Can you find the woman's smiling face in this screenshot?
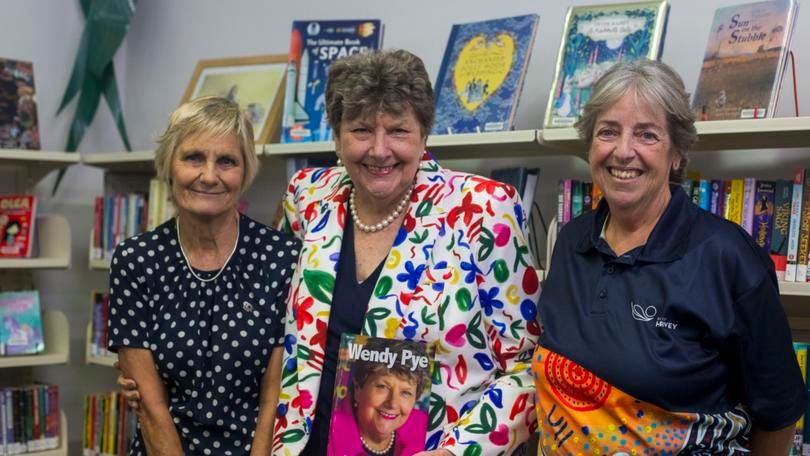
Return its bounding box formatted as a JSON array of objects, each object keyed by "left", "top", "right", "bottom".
[
  {"left": 354, "top": 371, "right": 418, "bottom": 442},
  {"left": 589, "top": 91, "right": 678, "bottom": 216}
]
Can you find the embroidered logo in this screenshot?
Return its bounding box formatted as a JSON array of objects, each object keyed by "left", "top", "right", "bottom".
[{"left": 631, "top": 301, "right": 657, "bottom": 322}]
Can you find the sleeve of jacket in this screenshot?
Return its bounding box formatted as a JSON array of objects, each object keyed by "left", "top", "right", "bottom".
[{"left": 440, "top": 180, "right": 541, "bottom": 455}]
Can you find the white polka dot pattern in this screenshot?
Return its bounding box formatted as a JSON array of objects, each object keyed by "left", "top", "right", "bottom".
[{"left": 107, "top": 214, "right": 300, "bottom": 455}]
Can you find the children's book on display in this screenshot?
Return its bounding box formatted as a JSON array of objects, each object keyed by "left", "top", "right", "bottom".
[
  {"left": 691, "top": 0, "right": 798, "bottom": 121},
  {"left": 432, "top": 14, "right": 540, "bottom": 135},
  {"left": 0, "top": 194, "right": 37, "bottom": 258},
  {"left": 0, "top": 57, "right": 41, "bottom": 150},
  {"left": 327, "top": 334, "right": 434, "bottom": 456},
  {"left": 281, "top": 20, "right": 383, "bottom": 143},
  {"left": 0, "top": 290, "right": 45, "bottom": 356},
  {"left": 544, "top": 1, "right": 669, "bottom": 128}
]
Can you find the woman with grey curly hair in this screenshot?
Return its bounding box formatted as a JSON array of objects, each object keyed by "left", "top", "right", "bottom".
[{"left": 532, "top": 59, "right": 804, "bottom": 455}]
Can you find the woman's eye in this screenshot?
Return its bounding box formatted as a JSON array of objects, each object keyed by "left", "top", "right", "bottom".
[
  {"left": 184, "top": 154, "right": 204, "bottom": 162},
  {"left": 596, "top": 129, "right": 617, "bottom": 139},
  {"left": 219, "top": 157, "right": 237, "bottom": 166},
  {"left": 638, "top": 131, "right": 660, "bottom": 143}
]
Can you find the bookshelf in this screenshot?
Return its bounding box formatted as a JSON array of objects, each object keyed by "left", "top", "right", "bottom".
[{"left": 0, "top": 310, "right": 69, "bottom": 368}]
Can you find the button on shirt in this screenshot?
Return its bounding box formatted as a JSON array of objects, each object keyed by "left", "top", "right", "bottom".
[
  {"left": 108, "top": 215, "right": 300, "bottom": 455},
  {"left": 538, "top": 185, "right": 805, "bottom": 430}
]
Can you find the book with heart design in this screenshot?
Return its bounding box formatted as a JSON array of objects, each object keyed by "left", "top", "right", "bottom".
[{"left": 432, "top": 14, "right": 539, "bottom": 135}]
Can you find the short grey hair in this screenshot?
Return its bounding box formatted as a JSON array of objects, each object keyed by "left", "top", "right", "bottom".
[
  {"left": 574, "top": 60, "right": 697, "bottom": 183},
  {"left": 326, "top": 49, "right": 435, "bottom": 137},
  {"left": 154, "top": 96, "right": 258, "bottom": 195}
]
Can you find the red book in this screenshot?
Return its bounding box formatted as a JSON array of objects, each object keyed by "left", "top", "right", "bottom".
[{"left": 0, "top": 195, "right": 36, "bottom": 257}]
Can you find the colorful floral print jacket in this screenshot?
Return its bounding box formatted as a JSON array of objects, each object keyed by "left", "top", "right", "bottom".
[{"left": 272, "top": 156, "right": 541, "bottom": 455}]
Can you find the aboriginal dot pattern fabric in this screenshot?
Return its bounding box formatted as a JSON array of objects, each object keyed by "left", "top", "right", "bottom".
[{"left": 107, "top": 214, "right": 300, "bottom": 455}]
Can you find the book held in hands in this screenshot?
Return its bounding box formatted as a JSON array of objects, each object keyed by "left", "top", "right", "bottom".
[
  {"left": 432, "top": 14, "right": 540, "bottom": 135},
  {"left": 328, "top": 334, "right": 434, "bottom": 456}
]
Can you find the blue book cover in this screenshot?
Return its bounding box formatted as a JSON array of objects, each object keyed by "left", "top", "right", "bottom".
[
  {"left": 545, "top": 1, "right": 669, "bottom": 128},
  {"left": 432, "top": 14, "right": 539, "bottom": 135},
  {"left": 281, "top": 20, "right": 383, "bottom": 143},
  {"left": 0, "top": 291, "right": 44, "bottom": 356}
]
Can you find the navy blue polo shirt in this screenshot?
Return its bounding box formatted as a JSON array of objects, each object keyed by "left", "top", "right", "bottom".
[{"left": 539, "top": 185, "right": 806, "bottom": 431}]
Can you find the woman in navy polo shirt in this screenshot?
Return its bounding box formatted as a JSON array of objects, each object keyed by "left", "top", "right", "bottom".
[{"left": 533, "top": 60, "right": 805, "bottom": 455}]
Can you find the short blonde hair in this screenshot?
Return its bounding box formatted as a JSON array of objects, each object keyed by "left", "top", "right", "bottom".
[
  {"left": 154, "top": 96, "right": 258, "bottom": 195},
  {"left": 574, "top": 60, "right": 697, "bottom": 184}
]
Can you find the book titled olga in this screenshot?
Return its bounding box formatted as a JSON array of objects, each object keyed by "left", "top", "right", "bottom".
[
  {"left": 328, "top": 334, "right": 433, "bottom": 456},
  {"left": 282, "top": 20, "right": 383, "bottom": 144},
  {"left": 692, "top": 0, "right": 798, "bottom": 121},
  {"left": 432, "top": 14, "right": 539, "bottom": 135},
  {"left": 544, "top": 1, "right": 669, "bottom": 128}
]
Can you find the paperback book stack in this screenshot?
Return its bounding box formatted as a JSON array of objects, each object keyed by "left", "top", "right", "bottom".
[
  {"left": 0, "top": 384, "right": 61, "bottom": 454},
  {"left": 91, "top": 187, "right": 167, "bottom": 261},
  {"left": 87, "top": 291, "right": 112, "bottom": 360},
  {"left": 82, "top": 393, "right": 136, "bottom": 456}
]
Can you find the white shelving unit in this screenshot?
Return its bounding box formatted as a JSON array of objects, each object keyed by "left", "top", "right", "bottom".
[{"left": 0, "top": 215, "right": 71, "bottom": 269}]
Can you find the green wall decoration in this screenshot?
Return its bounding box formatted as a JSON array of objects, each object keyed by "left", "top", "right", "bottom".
[{"left": 53, "top": 0, "right": 136, "bottom": 194}]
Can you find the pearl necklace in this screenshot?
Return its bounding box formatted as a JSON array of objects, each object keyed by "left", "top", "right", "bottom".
[
  {"left": 360, "top": 431, "right": 395, "bottom": 455},
  {"left": 349, "top": 184, "right": 414, "bottom": 233},
  {"left": 176, "top": 213, "right": 239, "bottom": 283}
]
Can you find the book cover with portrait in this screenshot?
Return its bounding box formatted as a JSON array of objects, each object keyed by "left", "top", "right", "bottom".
[
  {"left": 328, "top": 334, "right": 434, "bottom": 456},
  {"left": 692, "top": 0, "right": 798, "bottom": 121},
  {"left": 432, "top": 14, "right": 539, "bottom": 135},
  {"left": 544, "top": 1, "right": 669, "bottom": 128},
  {"left": 281, "top": 20, "right": 383, "bottom": 144},
  {"left": 0, "top": 57, "right": 41, "bottom": 150},
  {"left": 0, "top": 194, "right": 37, "bottom": 258}
]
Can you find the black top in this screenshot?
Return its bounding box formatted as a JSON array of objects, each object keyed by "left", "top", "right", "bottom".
[
  {"left": 107, "top": 214, "right": 300, "bottom": 455},
  {"left": 303, "top": 214, "right": 384, "bottom": 455},
  {"left": 539, "top": 185, "right": 806, "bottom": 431}
]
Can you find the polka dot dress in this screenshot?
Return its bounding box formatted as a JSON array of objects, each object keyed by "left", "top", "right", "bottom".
[{"left": 107, "top": 214, "right": 300, "bottom": 455}]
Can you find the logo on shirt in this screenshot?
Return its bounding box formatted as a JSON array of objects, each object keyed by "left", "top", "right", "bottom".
[
  {"left": 631, "top": 301, "right": 657, "bottom": 322},
  {"left": 631, "top": 301, "right": 679, "bottom": 330}
]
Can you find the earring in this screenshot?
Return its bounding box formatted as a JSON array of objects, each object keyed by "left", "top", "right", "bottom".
[{"left": 336, "top": 156, "right": 343, "bottom": 167}]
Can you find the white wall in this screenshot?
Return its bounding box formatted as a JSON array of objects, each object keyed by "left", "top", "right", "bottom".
[{"left": 2, "top": 0, "right": 810, "bottom": 452}]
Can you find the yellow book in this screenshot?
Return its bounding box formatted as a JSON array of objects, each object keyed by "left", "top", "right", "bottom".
[
  {"left": 725, "top": 179, "right": 744, "bottom": 225},
  {"left": 792, "top": 343, "right": 807, "bottom": 455}
]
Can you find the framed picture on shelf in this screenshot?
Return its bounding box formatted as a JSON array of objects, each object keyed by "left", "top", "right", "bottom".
[{"left": 181, "top": 55, "right": 287, "bottom": 144}]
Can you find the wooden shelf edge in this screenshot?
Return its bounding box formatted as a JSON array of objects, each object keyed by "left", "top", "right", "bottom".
[
  {"left": 0, "top": 310, "right": 69, "bottom": 368},
  {"left": 0, "top": 149, "right": 80, "bottom": 164},
  {"left": 779, "top": 281, "right": 810, "bottom": 297}
]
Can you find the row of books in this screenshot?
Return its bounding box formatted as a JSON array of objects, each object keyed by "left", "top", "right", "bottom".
[
  {"left": 82, "top": 393, "right": 136, "bottom": 456},
  {"left": 0, "top": 195, "right": 36, "bottom": 259},
  {"left": 0, "top": 291, "right": 44, "bottom": 356},
  {"left": 88, "top": 291, "right": 112, "bottom": 359},
  {"left": 0, "top": 385, "right": 60, "bottom": 455},
  {"left": 90, "top": 179, "right": 173, "bottom": 261},
  {"left": 556, "top": 179, "right": 602, "bottom": 230},
  {"left": 682, "top": 169, "right": 810, "bottom": 282}
]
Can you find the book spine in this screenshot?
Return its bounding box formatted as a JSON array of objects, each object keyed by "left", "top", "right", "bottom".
[
  {"left": 556, "top": 180, "right": 564, "bottom": 231},
  {"left": 563, "top": 179, "right": 572, "bottom": 226},
  {"left": 799, "top": 170, "right": 810, "bottom": 282},
  {"left": 753, "top": 181, "right": 775, "bottom": 253},
  {"left": 591, "top": 183, "right": 602, "bottom": 209},
  {"left": 571, "top": 180, "right": 583, "bottom": 219},
  {"left": 726, "top": 179, "right": 744, "bottom": 225},
  {"left": 1, "top": 388, "right": 6, "bottom": 456},
  {"left": 786, "top": 169, "right": 805, "bottom": 282},
  {"left": 698, "top": 179, "right": 711, "bottom": 211},
  {"left": 31, "top": 387, "right": 39, "bottom": 449},
  {"left": 92, "top": 196, "right": 103, "bottom": 260},
  {"left": 794, "top": 343, "right": 808, "bottom": 455},
  {"left": 710, "top": 180, "right": 722, "bottom": 215},
  {"left": 582, "top": 182, "right": 593, "bottom": 213},
  {"left": 741, "top": 177, "right": 756, "bottom": 235}
]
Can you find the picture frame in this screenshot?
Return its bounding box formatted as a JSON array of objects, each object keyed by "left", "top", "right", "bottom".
[{"left": 181, "top": 55, "right": 288, "bottom": 144}]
